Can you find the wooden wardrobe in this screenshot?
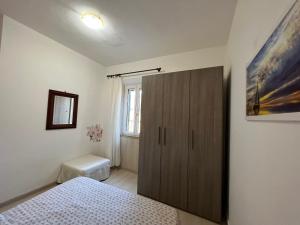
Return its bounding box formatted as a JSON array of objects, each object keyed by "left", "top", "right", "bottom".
[{"left": 138, "top": 66, "right": 225, "bottom": 223}]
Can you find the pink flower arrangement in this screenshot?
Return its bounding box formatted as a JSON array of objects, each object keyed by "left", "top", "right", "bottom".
[{"left": 87, "top": 124, "right": 103, "bottom": 142}]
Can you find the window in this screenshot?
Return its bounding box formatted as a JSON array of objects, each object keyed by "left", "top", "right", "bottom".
[{"left": 123, "top": 83, "right": 142, "bottom": 136}]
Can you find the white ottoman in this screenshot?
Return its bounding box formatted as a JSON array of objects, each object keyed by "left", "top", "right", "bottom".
[{"left": 57, "top": 154, "right": 111, "bottom": 183}]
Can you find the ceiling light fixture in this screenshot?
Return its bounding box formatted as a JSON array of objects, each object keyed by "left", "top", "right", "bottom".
[{"left": 81, "top": 13, "right": 104, "bottom": 30}]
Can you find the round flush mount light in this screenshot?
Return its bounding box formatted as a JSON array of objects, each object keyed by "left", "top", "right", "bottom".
[{"left": 81, "top": 13, "right": 104, "bottom": 30}]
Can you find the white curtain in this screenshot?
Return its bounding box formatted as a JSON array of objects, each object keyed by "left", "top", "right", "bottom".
[{"left": 110, "top": 78, "right": 122, "bottom": 167}]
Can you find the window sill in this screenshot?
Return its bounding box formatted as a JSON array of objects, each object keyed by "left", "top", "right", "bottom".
[{"left": 121, "top": 134, "right": 140, "bottom": 139}]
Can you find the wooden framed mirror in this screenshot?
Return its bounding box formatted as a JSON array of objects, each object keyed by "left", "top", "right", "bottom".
[{"left": 46, "top": 90, "right": 79, "bottom": 130}]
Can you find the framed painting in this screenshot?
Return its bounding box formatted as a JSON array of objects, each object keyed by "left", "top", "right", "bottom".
[{"left": 247, "top": 0, "right": 300, "bottom": 121}]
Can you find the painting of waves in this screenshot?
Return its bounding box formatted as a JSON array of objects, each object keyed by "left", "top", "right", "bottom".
[{"left": 247, "top": 0, "right": 300, "bottom": 119}]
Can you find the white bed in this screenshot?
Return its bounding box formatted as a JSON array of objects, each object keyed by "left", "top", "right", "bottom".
[{"left": 0, "top": 177, "right": 179, "bottom": 225}]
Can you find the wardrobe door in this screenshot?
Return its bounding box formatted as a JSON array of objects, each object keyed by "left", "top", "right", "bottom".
[
  {"left": 138, "top": 75, "right": 164, "bottom": 200},
  {"left": 160, "top": 71, "right": 190, "bottom": 210},
  {"left": 188, "top": 67, "right": 224, "bottom": 222}
]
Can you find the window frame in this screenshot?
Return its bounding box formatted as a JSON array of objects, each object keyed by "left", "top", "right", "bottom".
[{"left": 122, "top": 83, "right": 142, "bottom": 137}]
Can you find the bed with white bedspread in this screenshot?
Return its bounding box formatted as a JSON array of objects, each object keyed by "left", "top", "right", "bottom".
[{"left": 0, "top": 177, "right": 179, "bottom": 225}]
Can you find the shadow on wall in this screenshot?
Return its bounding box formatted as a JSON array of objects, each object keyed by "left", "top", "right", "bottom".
[
  {"left": 222, "top": 70, "right": 231, "bottom": 224},
  {"left": 0, "top": 14, "right": 3, "bottom": 50}
]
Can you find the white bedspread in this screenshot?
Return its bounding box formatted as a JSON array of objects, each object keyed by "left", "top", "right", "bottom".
[
  {"left": 57, "top": 154, "right": 111, "bottom": 183},
  {"left": 0, "top": 177, "right": 178, "bottom": 225}
]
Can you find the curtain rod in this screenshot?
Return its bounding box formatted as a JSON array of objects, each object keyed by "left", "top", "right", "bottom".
[{"left": 107, "top": 67, "right": 162, "bottom": 78}]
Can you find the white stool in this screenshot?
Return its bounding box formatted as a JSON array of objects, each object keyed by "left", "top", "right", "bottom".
[{"left": 57, "top": 154, "right": 111, "bottom": 183}]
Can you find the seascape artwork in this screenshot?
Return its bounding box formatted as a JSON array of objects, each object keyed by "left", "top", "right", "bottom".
[{"left": 246, "top": 0, "right": 300, "bottom": 120}]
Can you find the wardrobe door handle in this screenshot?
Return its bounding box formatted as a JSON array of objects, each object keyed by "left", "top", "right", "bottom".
[
  {"left": 164, "top": 127, "right": 167, "bottom": 146},
  {"left": 191, "top": 130, "right": 194, "bottom": 150},
  {"left": 158, "top": 126, "right": 161, "bottom": 145}
]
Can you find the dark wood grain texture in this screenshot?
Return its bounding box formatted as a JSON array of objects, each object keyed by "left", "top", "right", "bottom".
[
  {"left": 188, "top": 67, "right": 224, "bottom": 223},
  {"left": 138, "top": 75, "right": 164, "bottom": 200},
  {"left": 160, "top": 71, "right": 190, "bottom": 210},
  {"left": 138, "top": 67, "right": 225, "bottom": 223}
]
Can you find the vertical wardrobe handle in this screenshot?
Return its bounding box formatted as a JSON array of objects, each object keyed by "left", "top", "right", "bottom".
[
  {"left": 158, "top": 126, "right": 161, "bottom": 145},
  {"left": 191, "top": 130, "right": 194, "bottom": 150},
  {"left": 164, "top": 127, "right": 166, "bottom": 146}
]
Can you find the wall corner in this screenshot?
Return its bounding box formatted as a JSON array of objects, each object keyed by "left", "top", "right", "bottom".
[{"left": 0, "top": 14, "right": 3, "bottom": 51}]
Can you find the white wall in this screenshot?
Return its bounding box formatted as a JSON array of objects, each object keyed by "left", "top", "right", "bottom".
[
  {"left": 227, "top": 0, "right": 300, "bottom": 225},
  {"left": 106, "top": 46, "right": 226, "bottom": 173},
  {"left": 107, "top": 46, "right": 226, "bottom": 75},
  {"left": 120, "top": 137, "right": 139, "bottom": 172},
  {"left": 0, "top": 13, "right": 3, "bottom": 49},
  {"left": 0, "top": 16, "right": 107, "bottom": 203}
]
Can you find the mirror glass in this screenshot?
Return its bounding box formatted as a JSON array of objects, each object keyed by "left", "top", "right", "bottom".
[{"left": 53, "top": 96, "right": 74, "bottom": 125}]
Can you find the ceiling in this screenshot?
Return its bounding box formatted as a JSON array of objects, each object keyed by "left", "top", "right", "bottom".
[{"left": 0, "top": 0, "right": 237, "bottom": 66}]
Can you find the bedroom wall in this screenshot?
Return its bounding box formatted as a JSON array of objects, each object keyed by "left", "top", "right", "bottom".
[
  {"left": 0, "top": 13, "right": 3, "bottom": 49},
  {"left": 106, "top": 46, "right": 226, "bottom": 173},
  {"left": 226, "top": 0, "right": 300, "bottom": 225},
  {"left": 120, "top": 137, "right": 139, "bottom": 172},
  {"left": 0, "top": 16, "right": 107, "bottom": 203}
]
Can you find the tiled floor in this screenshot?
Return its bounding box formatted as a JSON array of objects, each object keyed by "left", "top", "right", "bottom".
[{"left": 0, "top": 169, "right": 218, "bottom": 225}]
